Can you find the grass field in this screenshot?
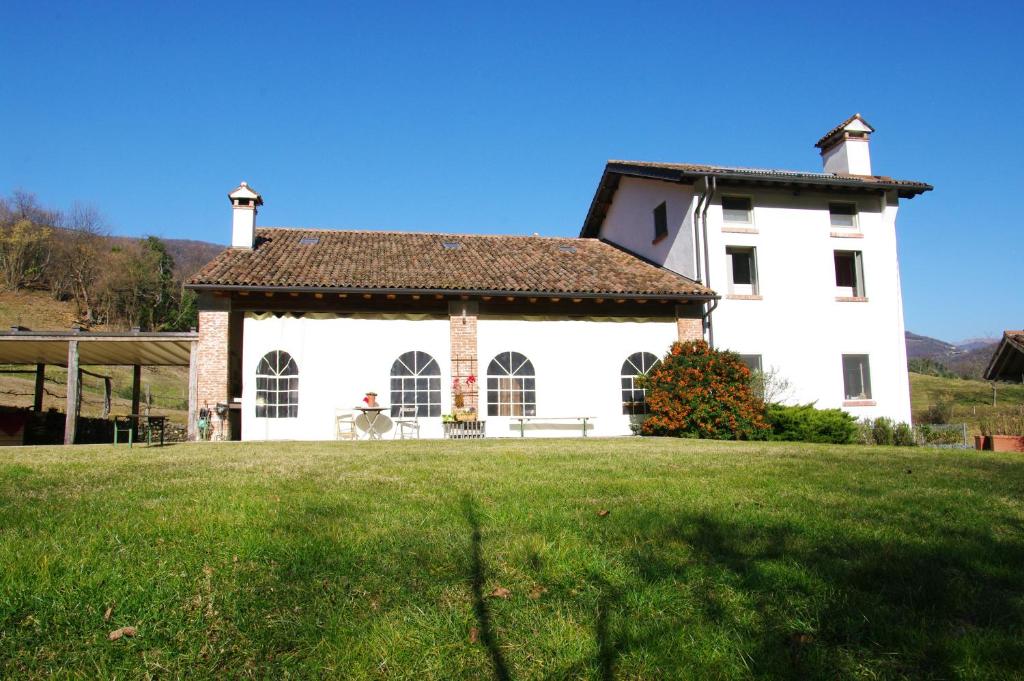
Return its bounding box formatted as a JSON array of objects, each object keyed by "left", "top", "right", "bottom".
[
  {"left": 2, "top": 439, "right": 1023, "bottom": 679},
  {"left": 910, "top": 373, "right": 1024, "bottom": 434}
]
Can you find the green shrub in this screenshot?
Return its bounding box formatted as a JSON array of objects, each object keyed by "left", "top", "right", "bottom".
[
  {"left": 871, "top": 417, "right": 895, "bottom": 446},
  {"left": 893, "top": 422, "right": 916, "bottom": 446},
  {"left": 641, "top": 341, "right": 769, "bottom": 440},
  {"left": 918, "top": 394, "right": 954, "bottom": 424},
  {"left": 859, "top": 418, "right": 917, "bottom": 446},
  {"left": 764, "top": 403, "right": 857, "bottom": 444}
]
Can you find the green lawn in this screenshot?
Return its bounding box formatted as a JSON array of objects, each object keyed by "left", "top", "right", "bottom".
[{"left": 2, "top": 439, "right": 1023, "bottom": 679}]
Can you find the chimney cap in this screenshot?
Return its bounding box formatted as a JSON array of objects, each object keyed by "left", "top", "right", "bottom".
[
  {"left": 815, "top": 113, "right": 875, "bottom": 149},
  {"left": 228, "top": 181, "right": 264, "bottom": 206}
]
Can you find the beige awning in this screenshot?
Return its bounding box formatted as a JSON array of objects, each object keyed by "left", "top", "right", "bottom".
[{"left": 0, "top": 331, "right": 197, "bottom": 366}]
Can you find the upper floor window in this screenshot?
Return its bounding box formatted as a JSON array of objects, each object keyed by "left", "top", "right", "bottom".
[
  {"left": 842, "top": 354, "right": 872, "bottom": 400},
  {"left": 621, "top": 352, "right": 660, "bottom": 415},
  {"left": 739, "top": 354, "right": 763, "bottom": 373},
  {"left": 834, "top": 250, "right": 865, "bottom": 297},
  {"left": 487, "top": 351, "right": 536, "bottom": 416},
  {"left": 722, "top": 196, "right": 752, "bottom": 224},
  {"left": 726, "top": 246, "right": 759, "bottom": 295},
  {"left": 829, "top": 202, "right": 858, "bottom": 228},
  {"left": 255, "top": 350, "right": 298, "bottom": 418},
  {"left": 390, "top": 351, "right": 442, "bottom": 417},
  {"left": 652, "top": 201, "right": 668, "bottom": 242}
]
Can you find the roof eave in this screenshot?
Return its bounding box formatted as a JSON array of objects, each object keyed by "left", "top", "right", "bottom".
[
  {"left": 608, "top": 163, "right": 932, "bottom": 196},
  {"left": 185, "top": 282, "right": 718, "bottom": 302}
]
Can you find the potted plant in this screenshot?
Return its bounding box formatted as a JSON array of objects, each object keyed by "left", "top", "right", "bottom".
[
  {"left": 362, "top": 392, "right": 379, "bottom": 408},
  {"left": 982, "top": 414, "right": 1024, "bottom": 452}
]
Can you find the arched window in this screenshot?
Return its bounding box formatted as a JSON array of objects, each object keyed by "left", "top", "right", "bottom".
[
  {"left": 487, "top": 351, "right": 536, "bottom": 416},
  {"left": 621, "top": 352, "right": 660, "bottom": 415},
  {"left": 390, "top": 351, "right": 442, "bottom": 417},
  {"left": 255, "top": 350, "right": 298, "bottom": 418}
]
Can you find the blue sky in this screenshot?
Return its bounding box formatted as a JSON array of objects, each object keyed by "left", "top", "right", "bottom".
[{"left": 1, "top": 1, "right": 1021, "bottom": 342}]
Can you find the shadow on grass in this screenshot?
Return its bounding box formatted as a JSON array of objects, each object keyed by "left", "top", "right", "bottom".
[
  {"left": 461, "top": 495, "right": 511, "bottom": 681},
  {"left": 628, "top": 510, "right": 1024, "bottom": 678}
]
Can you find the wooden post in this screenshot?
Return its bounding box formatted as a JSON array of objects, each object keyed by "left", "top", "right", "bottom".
[
  {"left": 131, "top": 364, "right": 142, "bottom": 440},
  {"left": 33, "top": 363, "right": 45, "bottom": 411},
  {"left": 187, "top": 340, "right": 199, "bottom": 441},
  {"left": 102, "top": 377, "right": 112, "bottom": 418},
  {"left": 131, "top": 365, "right": 141, "bottom": 416},
  {"left": 64, "top": 341, "right": 79, "bottom": 445}
]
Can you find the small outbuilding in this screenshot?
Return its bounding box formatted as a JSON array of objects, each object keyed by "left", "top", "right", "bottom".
[{"left": 984, "top": 331, "right": 1024, "bottom": 383}]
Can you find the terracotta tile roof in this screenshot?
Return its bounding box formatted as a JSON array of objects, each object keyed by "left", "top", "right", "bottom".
[
  {"left": 984, "top": 331, "right": 1024, "bottom": 381},
  {"left": 187, "top": 228, "right": 714, "bottom": 299}
]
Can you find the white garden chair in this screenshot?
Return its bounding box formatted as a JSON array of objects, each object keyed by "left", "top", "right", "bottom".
[
  {"left": 335, "top": 409, "right": 359, "bottom": 440},
  {"left": 393, "top": 406, "right": 420, "bottom": 439}
]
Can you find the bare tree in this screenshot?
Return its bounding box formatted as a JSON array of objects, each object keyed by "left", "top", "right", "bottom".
[
  {"left": 50, "top": 203, "right": 109, "bottom": 322},
  {"left": 751, "top": 366, "right": 794, "bottom": 405}
]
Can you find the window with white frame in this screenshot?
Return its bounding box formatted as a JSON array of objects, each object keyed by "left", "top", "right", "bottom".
[
  {"left": 621, "top": 352, "right": 660, "bottom": 415},
  {"left": 486, "top": 351, "right": 536, "bottom": 416},
  {"left": 390, "top": 351, "right": 442, "bottom": 417},
  {"left": 834, "top": 250, "right": 865, "bottom": 297},
  {"left": 726, "top": 246, "right": 758, "bottom": 295},
  {"left": 739, "top": 354, "right": 763, "bottom": 373},
  {"left": 653, "top": 201, "right": 668, "bottom": 241},
  {"left": 722, "top": 196, "right": 753, "bottom": 224},
  {"left": 829, "top": 202, "right": 858, "bottom": 228},
  {"left": 255, "top": 350, "right": 299, "bottom": 418},
  {"left": 842, "top": 354, "right": 872, "bottom": 400}
]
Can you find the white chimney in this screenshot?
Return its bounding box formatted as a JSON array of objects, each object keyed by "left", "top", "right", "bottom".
[
  {"left": 815, "top": 114, "right": 875, "bottom": 176},
  {"left": 228, "top": 181, "right": 263, "bottom": 249}
]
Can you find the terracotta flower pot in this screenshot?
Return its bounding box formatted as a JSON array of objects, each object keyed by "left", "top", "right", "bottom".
[
  {"left": 990, "top": 435, "right": 1024, "bottom": 452},
  {"left": 975, "top": 435, "right": 989, "bottom": 451}
]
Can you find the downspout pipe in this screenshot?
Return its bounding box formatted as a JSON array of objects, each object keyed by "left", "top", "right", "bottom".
[
  {"left": 700, "top": 176, "right": 717, "bottom": 347},
  {"left": 692, "top": 177, "right": 708, "bottom": 284}
]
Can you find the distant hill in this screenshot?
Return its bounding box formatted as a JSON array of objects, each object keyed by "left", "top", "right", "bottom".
[{"left": 905, "top": 331, "right": 999, "bottom": 379}]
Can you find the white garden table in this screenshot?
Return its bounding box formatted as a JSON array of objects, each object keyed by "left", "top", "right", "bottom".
[{"left": 356, "top": 406, "right": 388, "bottom": 440}]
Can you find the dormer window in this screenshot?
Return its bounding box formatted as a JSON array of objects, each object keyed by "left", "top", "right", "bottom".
[
  {"left": 722, "top": 196, "right": 752, "bottom": 224},
  {"left": 829, "top": 202, "right": 858, "bottom": 228},
  {"left": 652, "top": 202, "right": 668, "bottom": 242}
]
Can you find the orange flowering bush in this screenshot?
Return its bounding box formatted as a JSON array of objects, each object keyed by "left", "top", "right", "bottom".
[{"left": 640, "top": 340, "right": 769, "bottom": 440}]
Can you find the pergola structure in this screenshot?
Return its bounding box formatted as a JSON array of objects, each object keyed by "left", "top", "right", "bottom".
[{"left": 0, "top": 329, "right": 199, "bottom": 444}]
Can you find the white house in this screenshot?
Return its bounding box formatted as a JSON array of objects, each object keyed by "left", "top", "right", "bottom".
[{"left": 187, "top": 114, "right": 931, "bottom": 440}]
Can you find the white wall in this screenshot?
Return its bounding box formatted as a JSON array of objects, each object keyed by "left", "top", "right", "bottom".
[
  {"left": 599, "top": 177, "right": 697, "bottom": 278},
  {"left": 477, "top": 315, "right": 678, "bottom": 437},
  {"left": 241, "top": 312, "right": 679, "bottom": 440},
  {"left": 242, "top": 313, "right": 452, "bottom": 440},
  {"left": 599, "top": 179, "right": 913, "bottom": 424}
]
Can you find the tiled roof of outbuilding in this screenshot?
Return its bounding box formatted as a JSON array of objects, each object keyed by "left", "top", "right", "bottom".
[
  {"left": 984, "top": 331, "right": 1024, "bottom": 382},
  {"left": 187, "top": 228, "right": 715, "bottom": 299}
]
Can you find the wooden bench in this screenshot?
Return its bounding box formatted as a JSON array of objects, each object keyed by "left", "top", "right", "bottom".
[{"left": 513, "top": 416, "right": 596, "bottom": 438}]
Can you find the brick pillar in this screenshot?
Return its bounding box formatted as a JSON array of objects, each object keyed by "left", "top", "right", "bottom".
[
  {"left": 196, "top": 295, "right": 231, "bottom": 438},
  {"left": 449, "top": 301, "right": 479, "bottom": 415},
  {"left": 675, "top": 304, "right": 704, "bottom": 342}
]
